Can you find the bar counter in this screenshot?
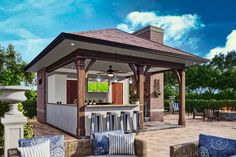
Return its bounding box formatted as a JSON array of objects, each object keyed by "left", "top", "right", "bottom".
[
  {"left": 46, "top": 103, "right": 139, "bottom": 136},
  {"left": 86, "top": 104, "right": 138, "bottom": 108}
]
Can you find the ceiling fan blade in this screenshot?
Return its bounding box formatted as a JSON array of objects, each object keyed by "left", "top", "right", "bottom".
[
  {"left": 97, "top": 72, "right": 107, "bottom": 75},
  {"left": 113, "top": 70, "right": 125, "bottom": 73}
]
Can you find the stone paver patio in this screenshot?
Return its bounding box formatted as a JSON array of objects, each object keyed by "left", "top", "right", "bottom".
[
  {"left": 29, "top": 119, "right": 79, "bottom": 142},
  {"left": 30, "top": 115, "right": 236, "bottom": 157},
  {"left": 137, "top": 114, "right": 236, "bottom": 157}
]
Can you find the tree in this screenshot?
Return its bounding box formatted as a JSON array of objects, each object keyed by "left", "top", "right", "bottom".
[
  {"left": 0, "top": 44, "right": 35, "bottom": 155},
  {"left": 164, "top": 71, "right": 178, "bottom": 99},
  {"left": 0, "top": 44, "right": 35, "bottom": 86},
  {"left": 164, "top": 51, "right": 236, "bottom": 100},
  {"left": 210, "top": 51, "right": 236, "bottom": 91}
]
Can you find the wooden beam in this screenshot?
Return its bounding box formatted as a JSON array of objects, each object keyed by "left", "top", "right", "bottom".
[
  {"left": 151, "top": 69, "right": 173, "bottom": 75},
  {"left": 85, "top": 59, "right": 96, "bottom": 73},
  {"left": 46, "top": 48, "right": 185, "bottom": 73},
  {"left": 46, "top": 51, "right": 80, "bottom": 73},
  {"left": 75, "top": 58, "right": 86, "bottom": 137},
  {"left": 76, "top": 48, "right": 185, "bottom": 69}
]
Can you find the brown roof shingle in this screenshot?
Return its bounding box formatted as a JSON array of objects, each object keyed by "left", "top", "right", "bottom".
[{"left": 70, "top": 28, "right": 201, "bottom": 59}]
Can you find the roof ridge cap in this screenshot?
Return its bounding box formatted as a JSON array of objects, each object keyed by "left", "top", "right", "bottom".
[{"left": 70, "top": 28, "right": 116, "bottom": 34}]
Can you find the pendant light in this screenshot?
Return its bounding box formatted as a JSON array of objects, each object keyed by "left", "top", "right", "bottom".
[
  {"left": 96, "top": 74, "right": 102, "bottom": 82},
  {"left": 112, "top": 75, "right": 118, "bottom": 82},
  {"left": 129, "top": 77, "right": 133, "bottom": 84}
]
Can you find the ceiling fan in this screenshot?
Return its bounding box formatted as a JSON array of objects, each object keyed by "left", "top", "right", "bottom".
[{"left": 98, "top": 65, "right": 124, "bottom": 77}]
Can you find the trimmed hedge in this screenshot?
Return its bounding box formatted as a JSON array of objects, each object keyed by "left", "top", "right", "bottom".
[
  {"left": 165, "top": 99, "right": 236, "bottom": 113},
  {"left": 186, "top": 99, "right": 236, "bottom": 112}
]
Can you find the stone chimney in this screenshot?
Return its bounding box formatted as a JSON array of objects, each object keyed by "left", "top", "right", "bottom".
[
  {"left": 133, "top": 25, "right": 164, "bottom": 44},
  {"left": 133, "top": 25, "right": 165, "bottom": 122}
]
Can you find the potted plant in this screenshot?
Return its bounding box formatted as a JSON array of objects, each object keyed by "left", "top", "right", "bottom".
[
  {"left": 152, "top": 79, "right": 161, "bottom": 98},
  {"left": 88, "top": 99, "right": 92, "bottom": 105},
  {"left": 153, "top": 89, "right": 161, "bottom": 98},
  {"left": 135, "top": 98, "right": 140, "bottom": 105},
  {"left": 73, "top": 99, "right": 77, "bottom": 105},
  {"left": 92, "top": 99, "right": 96, "bottom": 105}
]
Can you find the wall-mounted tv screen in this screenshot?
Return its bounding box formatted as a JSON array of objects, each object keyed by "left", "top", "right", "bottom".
[{"left": 88, "top": 80, "right": 109, "bottom": 93}]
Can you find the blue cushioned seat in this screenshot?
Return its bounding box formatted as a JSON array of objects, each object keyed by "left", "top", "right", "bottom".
[
  {"left": 18, "top": 135, "right": 64, "bottom": 157},
  {"left": 199, "top": 134, "right": 236, "bottom": 157},
  {"left": 93, "top": 130, "right": 124, "bottom": 155}
]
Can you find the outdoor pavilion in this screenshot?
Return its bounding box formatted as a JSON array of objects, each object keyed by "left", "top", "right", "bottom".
[{"left": 25, "top": 25, "right": 208, "bottom": 138}]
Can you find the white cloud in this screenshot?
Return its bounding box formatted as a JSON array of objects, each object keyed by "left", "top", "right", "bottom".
[
  {"left": 0, "top": 28, "right": 52, "bottom": 62},
  {"left": 207, "top": 30, "right": 236, "bottom": 59},
  {"left": 0, "top": 0, "right": 81, "bottom": 62},
  {"left": 1, "top": 37, "right": 52, "bottom": 62},
  {"left": 117, "top": 11, "right": 204, "bottom": 48}
]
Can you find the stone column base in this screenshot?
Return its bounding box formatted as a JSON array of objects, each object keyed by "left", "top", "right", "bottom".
[
  {"left": 37, "top": 109, "right": 46, "bottom": 123},
  {"left": 150, "top": 109, "right": 164, "bottom": 122},
  {"left": 1, "top": 114, "right": 27, "bottom": 157}
]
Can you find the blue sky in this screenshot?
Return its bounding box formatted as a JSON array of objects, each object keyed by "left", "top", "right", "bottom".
[{"left": 0, "top": 0, "right": 235, "bottom": 62}]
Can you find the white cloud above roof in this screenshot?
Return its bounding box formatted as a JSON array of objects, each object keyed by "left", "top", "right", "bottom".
[
  {"left": 206, "top": 30, "right": 236, "bottom": 59},
  {"left": 117, "top": 11, "right": 204, "bottom": 49}
]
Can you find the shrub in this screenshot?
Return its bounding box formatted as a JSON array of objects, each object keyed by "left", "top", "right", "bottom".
[
  {"left": 19, "top": 99, "right": 37, "bottom": 119},
  {"left": 24, "top": 123, "right": 34, "bottom": 139},
  {"left": 18, "top": 90, "right": 37, "bottom": 119},
  {"left": 185, "top": 99, "right": 236, "bottom": 113},
  {"left": 0, "top": 124, "right": 3, "bottom": 155},
  {"left": 165, "top": 99, "right": 236, "bottom": 113}
]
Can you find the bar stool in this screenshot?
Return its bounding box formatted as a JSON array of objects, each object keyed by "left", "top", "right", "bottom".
[
  {"left": 120, "top": 111, "right": 133, "bottom": 133},
  {"left": 91, "top": 113, "right": 104, "bottom": 134},
  {"left": 106, "top": 112, "right": 119, "bottom": 131},
  {"left": 133, "top": 111, "right": 140, "bottom": 133}
]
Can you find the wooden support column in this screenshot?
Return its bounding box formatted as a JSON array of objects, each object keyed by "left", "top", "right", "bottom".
[
  {"left": 173, "top": 69, "right": 186, "bottom": 126},
  {"left": 179, "top": 69, "right": 186, "bottom": 126},
  {"left": 137, "top": 65, "right": 145, "bottom": 129},
  {"left": 75, "top": 58, "right": 86, "bottom": 137}
]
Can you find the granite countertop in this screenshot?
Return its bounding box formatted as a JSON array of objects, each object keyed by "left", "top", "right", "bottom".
[{"left": 86, "top": 104, "right": 138, "bottom": 108}]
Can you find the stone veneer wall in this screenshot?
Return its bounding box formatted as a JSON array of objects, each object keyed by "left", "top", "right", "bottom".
[
  {"left": 145, "top": 73, "right": 164, "bottom": 121},
  {"left": 37, "top": 68, "right": 47, "bottom": 123}
]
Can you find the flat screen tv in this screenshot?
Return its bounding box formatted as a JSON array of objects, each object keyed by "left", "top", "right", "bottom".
[{"left": 88, "top": 80, "right": 109, "bottom": 93}]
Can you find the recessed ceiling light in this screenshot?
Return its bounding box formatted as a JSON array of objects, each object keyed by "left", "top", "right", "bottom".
[{"left": 70, "top": 43, "right": 75, "bottom": 46}]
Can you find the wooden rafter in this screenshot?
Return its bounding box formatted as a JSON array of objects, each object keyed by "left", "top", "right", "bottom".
[
  {"left": 85, "top": 59, "right": 96, "bottom": 73},
  {"left": 172, "top": 69, "right": 181, "bottom": 83},
  {"left": 144, "top": 65, "right": 151, "bottom": 76},
  {"left": 129, "top": 63, "right": 138, "bottom": 83}
]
